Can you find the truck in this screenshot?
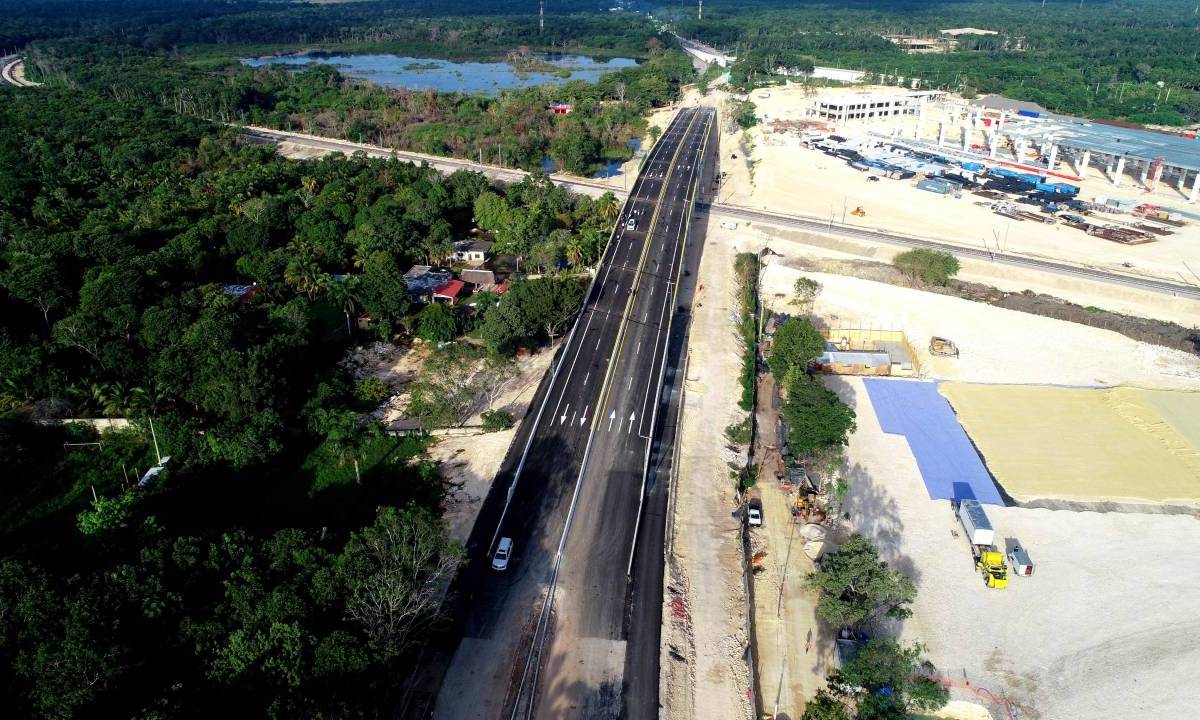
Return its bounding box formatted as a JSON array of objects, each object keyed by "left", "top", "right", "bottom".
[{"left": 957, "top": 500, "right": 1008, "bottom": 589}]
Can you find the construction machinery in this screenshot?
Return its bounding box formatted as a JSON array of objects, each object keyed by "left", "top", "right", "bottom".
[
  {"left": 929, "top": 336, "right": 959, "bottom": 358},
  {"left": 849, "top": 206, "right": 866, "bottom": 217},
  {"left": 957, "top": 500, "right": 1008, "bottom": 589}
]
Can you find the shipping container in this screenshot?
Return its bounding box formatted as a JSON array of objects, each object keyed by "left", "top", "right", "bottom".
[
  {"left": 916, "top": 179, "right": 953, "bottom": 195},
  {"left": 1017, "top": 109, "right": 1041, "bottom": 118}
]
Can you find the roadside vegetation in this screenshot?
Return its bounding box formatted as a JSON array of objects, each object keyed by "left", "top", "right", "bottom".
[{"left": 732, "top": 252, "right": 761, "bottom": 411}]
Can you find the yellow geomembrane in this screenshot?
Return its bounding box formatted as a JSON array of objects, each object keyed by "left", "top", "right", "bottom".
[{"left": 939, "top": 383, "right": 1200, "bottom": 505}]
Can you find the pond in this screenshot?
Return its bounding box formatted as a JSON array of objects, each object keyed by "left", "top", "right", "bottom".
[
  {"left": 543, "top": 137, "right": 643, "bottom": 179},
  {"left": 242, "top": 53, "right": 639, "bottom": 96}
]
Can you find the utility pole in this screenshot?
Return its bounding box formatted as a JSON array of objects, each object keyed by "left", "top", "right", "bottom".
[
  {"left": 539, "top": 0, "right": 544, "bottom": 35},
  {"left": 698, "top": 0, "right": 703, "bottom": 21},
  {"left": 149, "top": 417, "right": 162, "bottom": 465}
]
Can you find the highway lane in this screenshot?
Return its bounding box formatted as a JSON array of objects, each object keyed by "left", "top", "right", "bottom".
[
  {"left": 432, "top": 108, "right": 703, "bottom": 720},
  {"left": 528, "top": 108, "right": 715, "bottom": 720}
]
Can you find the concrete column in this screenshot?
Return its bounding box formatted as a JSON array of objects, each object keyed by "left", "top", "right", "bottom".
[
  {"left": 962, "top": 125, "right": 970, "bottom": 152},
  {"left": 915, "top": 104, "right": 926, "bottom": 140},
  {"left": 938, "top": 122, "right": 947, "bottom": 147},
  {"left": 988, "top": 131, "right": 999, "bottom": 158},
  {"left": 1113, "top": 156, "right": 1125, "bottom": 186},
  {"left": 1139, "top": 160, "right": 1149, "bottom": 186},
  {"left": 1151, "top": 161, "right": 1164, "bottom": 188},
  {"left": 1190, "top": 171, "right": 1200, "bottom": 203},
  {"left": 1046, "top": 143, "right": 1058, "bottom": 175},
  {"left": 1078, "top": 150, "right": 1091, "bottom": 177}
]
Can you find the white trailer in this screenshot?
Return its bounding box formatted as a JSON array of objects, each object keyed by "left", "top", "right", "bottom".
[
  {"left": 957, "top": 500, "right": 995, "bottom": 546},
  {"left": 1008, "top": 543, "right": 1035, "bottom": 577}
]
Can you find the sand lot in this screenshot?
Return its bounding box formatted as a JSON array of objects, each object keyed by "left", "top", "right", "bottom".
[
  {"left": 758, "top": 266, "right": 1200, "bottom": 390},
  {"left": 720, "top": 83, "right": 1200, "bottom": 285},
  {"left": 941, "top": 383, "right": 1200, "bottom": 506},
  {"left": 835, "top": 374, "right": 1200, "bottom": 720}
]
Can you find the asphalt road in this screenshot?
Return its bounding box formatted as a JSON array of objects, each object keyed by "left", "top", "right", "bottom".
[
  {"left": 429, "top": 108, "right": 713, "bottom": 720},
  {"left": 527, "top": 107, "right": 714, "bottom": 720}
]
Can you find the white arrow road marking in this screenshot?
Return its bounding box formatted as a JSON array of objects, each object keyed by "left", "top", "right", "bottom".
[
  {"left": 627, "top": 411, "right": 636, "bottom": 434},
  {"left": 560, "top": 404, "right": 569, "bottom": 425},
  {"left": 608, "top": 410, "right": 617, "bottom": 431}
]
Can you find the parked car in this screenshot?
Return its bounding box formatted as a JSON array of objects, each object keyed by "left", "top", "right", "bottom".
[{"left": 492, "top": 537, "right": 513, "bottom": 571}]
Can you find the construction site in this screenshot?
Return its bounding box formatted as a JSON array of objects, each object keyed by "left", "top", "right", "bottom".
[
  {"left": 672, "top": 77, "right": 1200, "bottom": 714},
  {"left": 728, "top": 83, "right": 1200, "bottom": 290}
]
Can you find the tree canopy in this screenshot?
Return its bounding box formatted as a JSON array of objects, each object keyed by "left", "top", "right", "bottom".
[
  {"left": 805, "top": 535, "right": 917, "bottom": 628},
  {"left": 769, "top": 316, "right": 826, "bottom": 380}
]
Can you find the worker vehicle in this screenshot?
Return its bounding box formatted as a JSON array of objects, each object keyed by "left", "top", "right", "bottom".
[
  {"left": 929, "top": 336, "right": 960, "bottom": 358},
  {"left": 746, "top": 490, "right": 763, "bottom": 527},
  {"left": 491, "top": 537, "right": 513, "bottom": 571},
  {"left": 850, "top": 206, "right": 866, "bottom": 217},
  {"left": 957, "top": 500, "right": 1008, "bottom": 589}
]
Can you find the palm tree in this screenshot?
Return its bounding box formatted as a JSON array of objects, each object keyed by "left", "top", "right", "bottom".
[
  {"left": 565, "top": 235, "right": 585, "bottom": 268},
  {"left": 597, "top": 193, "right": 620, "bottom": 226},
  {"left": 284, "top": 249, "right": 330, "bottom": 300},
  {"left": 327, "top": 276, "right": 362, "bottom": 338}
]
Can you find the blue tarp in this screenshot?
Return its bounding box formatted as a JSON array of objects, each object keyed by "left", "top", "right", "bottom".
[{"left": 863, "top": 379, "right": 1003, "bottom": 505}]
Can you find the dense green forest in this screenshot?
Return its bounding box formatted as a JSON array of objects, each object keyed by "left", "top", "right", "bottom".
[
  {"left": 7, "top": 0, "right": 693, "bottom": 175},
  {"left": 674, "top": 0, "right": 1200, "bottom": 125},
  {"left": 0, "top": 85, "right": 606, "bottom": 717},
  {"left": 26, "top": 40, "right": 693, "bottom": 174}
]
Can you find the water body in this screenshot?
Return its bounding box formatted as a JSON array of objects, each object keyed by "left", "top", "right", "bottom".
[
  {"left": 242, "top": 53, "right": 638, "bottom": 96},
  {"left": 543, "top": 137, "right": 643, "bottom": 179}
]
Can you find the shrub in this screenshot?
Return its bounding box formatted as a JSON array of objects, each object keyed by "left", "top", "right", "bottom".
[
  {"left": 893, "top": 249, "right": 960, "bottom": 286},
  {"left": 481, "top": 409, "right": 515, "bottom": 432}
]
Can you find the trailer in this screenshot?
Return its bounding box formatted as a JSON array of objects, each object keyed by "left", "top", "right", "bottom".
[{"left": 1008, "top": 542, "right": 1035, "bottom": 577}]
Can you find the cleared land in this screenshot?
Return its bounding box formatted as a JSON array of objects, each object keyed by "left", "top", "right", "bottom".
[
  {"left": 941, "top": 383, "right": 1200, "bottom": 507},
  {"left": 742, "top": 242, "right": 1200, "bottom": 718},
  {"left": 834, "top": 374, "right": 1200, "bottom": 720},
  {"left": 720, "top": 83, "right": 1200, "bottom": 285},
  {"left": 758, "top": 267, "right": 1200, "bottom": 390}
]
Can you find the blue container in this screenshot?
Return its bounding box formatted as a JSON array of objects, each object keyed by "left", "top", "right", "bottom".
[{"left": 1017, "top": 109, "right": 1041, "bottom": 118}]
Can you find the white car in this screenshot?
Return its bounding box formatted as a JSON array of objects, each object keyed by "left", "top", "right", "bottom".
[
  {"left": 747, "top": 501, "right": 763, "bottom": 527},
  {"left": 492, "top": 537, "right": 513, "bottom": 571},
  {"left": 626, "top": 217, "right": 637, "bottom": 230}
]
